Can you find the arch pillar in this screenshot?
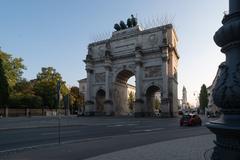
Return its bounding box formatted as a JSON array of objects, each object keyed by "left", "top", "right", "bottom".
[
  {"left": 104, "top": 51, "right": 114, "bottom": 116},
  {"left": 84, "top": 55, "right": 94, "bottom": 116},
  {"left": 160, "top": 29, "right": 171, "bottom": 117},
  {"left": 134, "top": 47, "right": 144, "bottom": 117}
]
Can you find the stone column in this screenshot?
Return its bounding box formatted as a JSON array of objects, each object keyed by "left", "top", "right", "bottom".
[
  {"left": 206, "top": 0, "right": 240, "bottom": 159},
  {"left": 84, "top": 55, "right": 94, "bottom": 116},
  {"left": 104, "top": 51, "right": 113, "bottom": 116},
  {"left": 160, "top": 28, "right": 170, "bottom": 117},
  {"left": 134, "top": 47, "right": 144, "bottom": 117}
]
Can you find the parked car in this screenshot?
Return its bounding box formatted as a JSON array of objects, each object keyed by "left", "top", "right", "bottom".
[
  {"left": 180, "top": 114, "right": 202, "bottom": 126},
  {"left": 178, "top": 110, "right": 183, "bottom": 115}
]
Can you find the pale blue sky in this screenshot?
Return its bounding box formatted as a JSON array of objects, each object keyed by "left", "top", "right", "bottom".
[{"left": 0, "top": 0, "right": 227, "bottom": 105}]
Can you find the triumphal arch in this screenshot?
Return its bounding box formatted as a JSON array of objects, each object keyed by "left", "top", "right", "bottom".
[{"left": 84, "top": 17, "right": 179, "bottom": 117}]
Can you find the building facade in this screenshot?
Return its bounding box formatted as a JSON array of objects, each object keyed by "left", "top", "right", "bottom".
[{"left": 84, "top": 24, "right": 179, "bottom": 117}]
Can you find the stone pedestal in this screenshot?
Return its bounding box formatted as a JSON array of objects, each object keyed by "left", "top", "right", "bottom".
[
  {"left": 84, "top": 101, "right": 94, "bottom": 116},
  {"left": 134, "top": 99, "right": 144, "bottom": 117},
  {"left": 161, "top": 98, "right": 170, "bottom": 117},
  {"left": 104, "top": 100, "right": 113, "bottom": 116}
]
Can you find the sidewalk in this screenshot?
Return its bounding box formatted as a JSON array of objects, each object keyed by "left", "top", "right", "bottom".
[
  {"left": 2, "top": 134, "right": 215, "bottom": 160},
  {"left": 85, "top": 134, "right": 215, "bottom": 160}
]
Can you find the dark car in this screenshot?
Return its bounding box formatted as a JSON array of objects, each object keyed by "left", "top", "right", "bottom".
[{"left": 180, "top": 114, "right": 202, "bottom": 126}]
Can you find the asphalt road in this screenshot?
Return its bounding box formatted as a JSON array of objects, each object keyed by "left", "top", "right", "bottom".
[{"left": 0, "top": 116, "right": 212, "bottom": 159}]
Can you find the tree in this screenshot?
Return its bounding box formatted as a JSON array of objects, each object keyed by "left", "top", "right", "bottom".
[
  {"left": 199, "top": 84, "right": 209, "bottom": 114},
  {"left": 128, "top": 91, "right": 135, "bottom": 112},
  {"left": 0, "top": 58, "right": 9, "bottom": 107},
  {"left": 0, "top": 50, "right": 26, "bottom": 89},
  {"left": 8, "top": 94, "right": 42, "bottom": 108},
  {"left": 69, "top": 86, "right": 84, "bottom": 114},
  {"left": 12, "top": 79, "right": 34, "bottom": 95},
  {"left": 33, "top": 67, "right": 69, "bottom": 109},
  {"left": 153, "top": 98, "right": 161, "bottom": 111},
  {"left": 8, "top": 79, "right": 42, "bottom": 108}
]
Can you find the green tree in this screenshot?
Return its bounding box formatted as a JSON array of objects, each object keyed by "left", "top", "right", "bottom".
[
  {"left": 0, "top": 58, "right": 9, "bottom": 107},
  {"left": 0, "top": 50, "right": 26, "bottom": 89},
  {"left": 153, "top": 98, "right": 161, "bottom": 111},
  {"left": 8, "top": 94, "right": 42, "bottom": 108},
  {"left": 9, "top": 79, "right": 42, "bottom": 108},
  {"left": 69, "top": 86, "right": 84, "bottom": 114},
  {"left": 12, "top": 79, "right": 34, "bottom": 95},
  {"left": 128, "top": 91, "right": 135, "bottom": 111},
  {"left": 199, "top": 84, "right": 209, "bottom": 113},
  {"left": 33, "top": 67, "right": 69, "bottom": 109}
]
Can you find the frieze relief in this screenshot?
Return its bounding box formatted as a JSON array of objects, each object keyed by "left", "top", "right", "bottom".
[
  {"left": 144, "top": 65, "right": 162, "bottom": 78},
  {"left": 148, "top": 34, "right": 158, "bottom": 46},
  {"left": 95, "top": 72, "right": 105, "bottom": 83}
]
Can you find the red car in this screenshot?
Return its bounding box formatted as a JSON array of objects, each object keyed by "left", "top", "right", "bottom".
[{"left": 180, "top": 114, "right": 202, "bottom": 126}]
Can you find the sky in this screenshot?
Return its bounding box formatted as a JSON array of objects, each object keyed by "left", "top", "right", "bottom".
[{"left": 0, "top": 0, "right": 228, "bottom": 106}]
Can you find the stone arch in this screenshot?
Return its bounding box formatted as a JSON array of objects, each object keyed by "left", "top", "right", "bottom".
[
  {"left": 143, "top": 81, "right": 162, "bottom": 95},
  {"left": 145, "top": 85, "right": 161, "bottom": 116},
  {"left": 113, "top": 69, "right": 135, "bottom": 115},
  {"left": 95, "top": 89, "right": 105, "bottom": 113},
  {"left": 113, "top": 65, "right": 136, "bottom": 84}
]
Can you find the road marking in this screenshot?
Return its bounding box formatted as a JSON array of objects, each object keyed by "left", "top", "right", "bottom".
[
  {"left": 130, "top": 128, "right": 164, "bottom": 133},
  {"left": 0, "top": 137, "right": 112, "bottom": 154},
  {"left": 41, "top": 130, "right": 81, "bottom": 136},
  {"left": 107, "top": 123, "right": 138, "bottom": 127},
  {"left": 135, "top": 125, "right": 153, "bottom": 128},
  {"left": 0, "top": 143, "right": 58, "bottom": 154},
  {"left": 127, "top": 123, "right": 138, "bottom": 126}
]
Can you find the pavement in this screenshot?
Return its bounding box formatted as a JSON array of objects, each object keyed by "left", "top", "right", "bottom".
[{"left": 1, "top": 133, "right": 215, "bottom": 160}]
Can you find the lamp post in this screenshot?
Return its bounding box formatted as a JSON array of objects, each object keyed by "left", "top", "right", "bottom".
[
  {"left": 206, "top": 0, "right": 240, "bottom": 159},
  {"left": 56, "top": 80, "right": 61, "bottom": 144}
]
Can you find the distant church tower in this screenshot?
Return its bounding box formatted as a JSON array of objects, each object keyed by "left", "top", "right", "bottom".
[{"left": 182, "top": 86, "right": 188, "bottom": 109}]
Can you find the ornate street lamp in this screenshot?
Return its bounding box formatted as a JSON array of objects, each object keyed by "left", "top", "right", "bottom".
[{"left": 206, "top": 0, "right": 240, "bottom": 159}]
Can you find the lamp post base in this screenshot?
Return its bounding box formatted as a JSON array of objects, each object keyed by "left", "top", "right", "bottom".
[{"left": 206, "top": 115, "right": 240, "bottom": 160}]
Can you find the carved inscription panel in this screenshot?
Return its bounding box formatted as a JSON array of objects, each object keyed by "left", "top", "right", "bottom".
[
  {"left": 144, "top": 65, "right": 162, "bottom": 78},
  {"left": 95, "top": 73, "right": 105, "bottom": 83}
]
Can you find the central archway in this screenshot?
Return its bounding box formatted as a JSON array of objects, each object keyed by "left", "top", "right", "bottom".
[{"left": 113, "top": 70, "right": 135, "bottom": 115}]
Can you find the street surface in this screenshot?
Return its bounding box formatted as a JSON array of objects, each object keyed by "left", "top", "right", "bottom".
[{"left": 0, "top": 116, "right": 213, "bottom": 159}]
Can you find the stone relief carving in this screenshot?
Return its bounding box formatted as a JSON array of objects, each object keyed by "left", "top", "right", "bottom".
[
  {"left": 97, "top": 46, "right": 105, "bottom": 58},
  {"left": 95, "top": 72, "right": 105, "bottom": 83},
  {"left": 144, "top": 66, "right": 162, "bottom": 78},
  {"left": 148, "top": 34, "right": 158, "bottom": 45},
  {"left": 128, "top": 64, "right": 135, "bottom": 72}
]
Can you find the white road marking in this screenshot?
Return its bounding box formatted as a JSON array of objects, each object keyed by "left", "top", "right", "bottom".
[
  {"left": 130, "top": 128, "right": 164, "bottom": 133},
  {"left": 41, "top": 130, "right": 81, "bottom": 136},
  {"left": 107, "top": 123, "right": 138, "bottom": 127},
  {"left": 127, "top": 123, "right": 138, "bottom": 126}
]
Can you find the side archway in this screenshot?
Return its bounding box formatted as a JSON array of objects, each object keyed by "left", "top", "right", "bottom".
[
  {"left": 145, "top": 85, "right": 161, "bottom": 116},
  {"left": 95, "top": 89, "right": 105, "bottom": 113}
]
